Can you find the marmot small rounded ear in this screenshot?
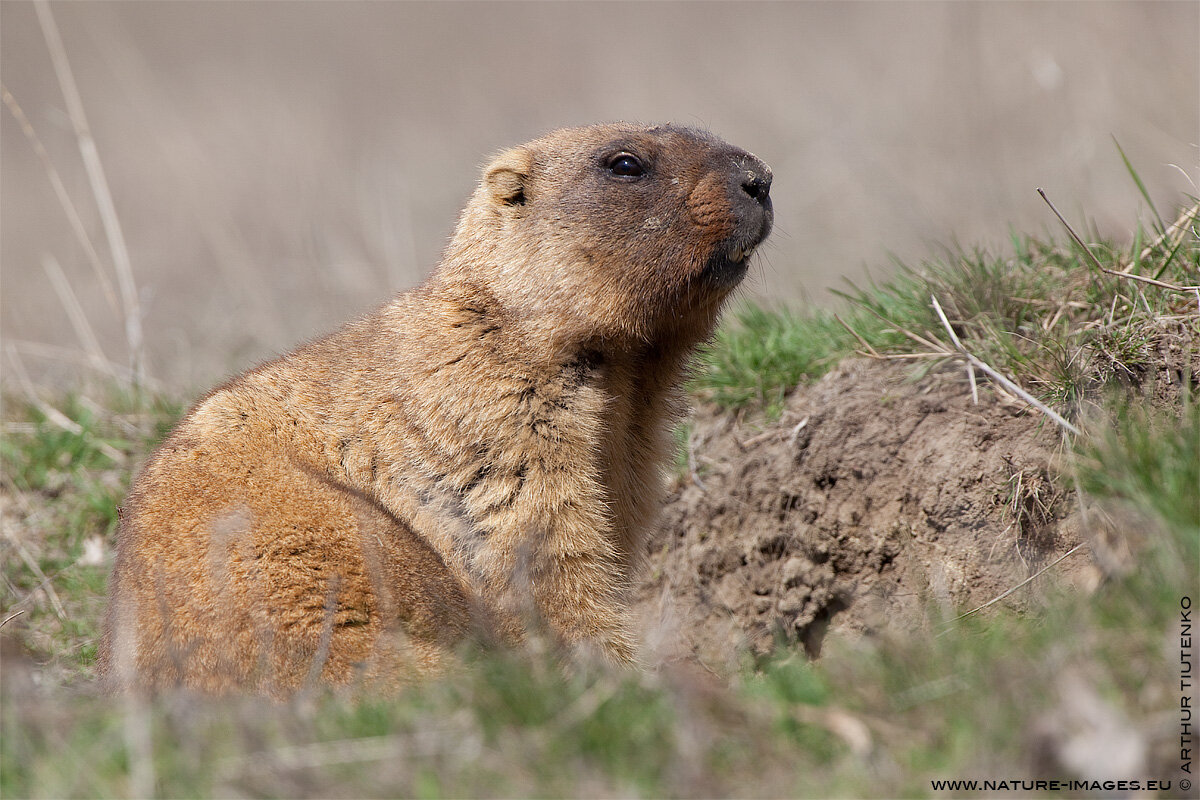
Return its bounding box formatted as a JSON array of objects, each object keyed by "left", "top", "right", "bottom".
[{"left": 485, "top": 148, "right": 532, "bottom": 206}]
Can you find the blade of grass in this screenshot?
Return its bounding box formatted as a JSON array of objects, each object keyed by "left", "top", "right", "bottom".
[
  {"left": 1151, "top": 231, "right": 1189, "bottom": 282},
  {"left": 1112, "top": 136, "right": 1166, "bottom": 235},
  {"left": 1127, "top": 224, "right": 1145, "bottom": 274}
]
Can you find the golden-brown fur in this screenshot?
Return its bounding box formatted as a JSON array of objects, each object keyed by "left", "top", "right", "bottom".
[{"left": 99, "top": 123, "right": 773, "bottom": 695}]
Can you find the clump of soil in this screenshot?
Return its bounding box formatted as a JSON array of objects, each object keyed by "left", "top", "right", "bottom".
[{"left": 636, "top": 358, "right": 1093, "bottom": 670}]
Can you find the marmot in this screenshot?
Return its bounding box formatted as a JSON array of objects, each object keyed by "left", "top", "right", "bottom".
[{"left": 99, "top": 123, "right": 773, "bottom": 694}]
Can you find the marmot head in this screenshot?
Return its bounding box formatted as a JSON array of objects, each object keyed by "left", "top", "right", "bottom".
[{"left": 439, "top": 123, "right": 773, "bottom": 348}]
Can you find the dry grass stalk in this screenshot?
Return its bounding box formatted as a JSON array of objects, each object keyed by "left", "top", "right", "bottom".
[
  {"left": 1040, "top": 186, "right": 1200, "bottom": 316},
  {"left": 937, "top": 542, "right": 1087, "bottom": 631},
  {"left": 34, "top": 0, "right": 145, "bottom": 386},
  {"left": 1036, "top": 188, "right": 1110, "bottom": 277},
  {"left": 5, "top": 529, "right": 67, "bottom": 621},
  {"left": 833, "top": 314, "right": 882, "bottom": 358},
  {"left": 851, "top": 293, "right": 1082, "bottom": 435},
  {"left": 930, "top": 295, "right": 1082, "bottom": 436},
  {"left": 1040, "top": 190, "right": 1199, "bottom": 293},
  {"left": 856, "top": 303, "right": 945, "bottom": 353},
  {"left": 5, "top": 344, "right": 84, "bottom": 437},
  {"left": 1138, "top": 202, "right": 1199, "bottom": 264},
  {"left": 1, "top": 610, "right": 28, "bottom": 628},
  {"left": 1, "top": 85, "right": 120, "bottom": 316},
  {"left": 1099, "top": 267, "right": 1200, "bottom": 293},
  {"left": 121, "top": 691, "right": 156, "bottom": 800},
  {"left": 41, "top": 253, "right": 118, "bottom": 383},
  {"left": 5, "top": 341, "right": 142, "bottom": 385}
]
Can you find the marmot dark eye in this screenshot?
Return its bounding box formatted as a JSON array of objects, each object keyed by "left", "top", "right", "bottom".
[{"left": 607, "top": 153, "right": 645, "bottom": 177}]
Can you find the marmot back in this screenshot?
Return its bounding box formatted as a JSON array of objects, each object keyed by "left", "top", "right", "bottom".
[{"left": 99, "top": 123, "right": 773, "bottom": 695}]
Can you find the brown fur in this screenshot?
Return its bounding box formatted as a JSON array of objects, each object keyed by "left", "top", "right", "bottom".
[{"left": 99, "top": 123, "right": 773, "bottom": 695}]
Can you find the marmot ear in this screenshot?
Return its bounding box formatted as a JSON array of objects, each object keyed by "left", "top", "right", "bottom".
[{"left": 485, "top": 147, "right": 532, "bottom": 207}]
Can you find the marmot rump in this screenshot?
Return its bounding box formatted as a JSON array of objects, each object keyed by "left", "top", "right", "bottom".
[{"left": 99, "top": 123, "right": 774, "bottom": 694}]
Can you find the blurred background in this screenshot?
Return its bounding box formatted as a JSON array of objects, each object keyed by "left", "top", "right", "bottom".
[{"left": 3, "top": 1, "right": 1197, "bottom": 390}]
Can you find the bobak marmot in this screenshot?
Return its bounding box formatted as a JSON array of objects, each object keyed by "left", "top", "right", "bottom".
[{"left": 99, "top": 123, "right": 773, "bottom": 695}]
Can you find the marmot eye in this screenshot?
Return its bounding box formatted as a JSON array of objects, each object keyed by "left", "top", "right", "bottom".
[{"left": 607, "top": 153, "right": 645, "bottom": 178}]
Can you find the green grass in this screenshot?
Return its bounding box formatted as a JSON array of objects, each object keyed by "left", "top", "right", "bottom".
[
  {"left": 1, "top": 391, "right": 183, "bottom": 677},
  {"left": 691, "top": 305, "right": 850, "bottom": 416},
  {"left": 1078, "top": 394, "right": 1200, "bottom": 560},
  {"left": 693, "top": 214, "right": 1199, "bottom": 420}
]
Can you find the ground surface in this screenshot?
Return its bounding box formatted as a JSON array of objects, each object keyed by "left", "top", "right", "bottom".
[
  {"left": 637, "top": 327, "right": 1197, "bottom": 670},
  {"left": 638, "top": 360, "right": 1078, "bottom": 669}
]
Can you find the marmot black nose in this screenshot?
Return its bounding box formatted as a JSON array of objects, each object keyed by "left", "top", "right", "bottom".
[{"left": 741, "top": 170, "right": 772, "bottom": 208}]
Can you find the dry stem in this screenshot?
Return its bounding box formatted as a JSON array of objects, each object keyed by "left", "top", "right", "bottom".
[
  {"left": 35, "top": 0, "right": 145, "bottom": 386},
  {"left": 937, "top": 542, "right": 1087, "bottom": 631},
  {"left": 1, "top": 85, "right": 120, "bottom": 316},
  {"left": 930, "top": 296, "right": 1081, "bottom": 436}
]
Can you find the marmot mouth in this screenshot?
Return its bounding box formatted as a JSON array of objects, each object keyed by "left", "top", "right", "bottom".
[
  {"left": 726, "top": 244, "right": 756, "bottom": 265},
  {"left": 701, "top": 241, "right": 759, "bottom": 289}
]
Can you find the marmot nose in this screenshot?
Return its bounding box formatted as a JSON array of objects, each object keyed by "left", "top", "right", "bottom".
[
  {"left": 732, "top": 157, "right": 773, "bottom": 241},
  {"left": 740, "top": 168, "right": 772, "bottom": 208}
]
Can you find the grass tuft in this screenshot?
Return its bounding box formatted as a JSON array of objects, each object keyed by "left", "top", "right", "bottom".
[
  {"left": 1078, "top": 394, "right": 1200, "bottom": 551},
  {"left": 693, "top": 216, "right": 1198, "bottom": 422},
  {"left": 690, "top": 305, "right": 850, "bottom": 417},
  {"left": 2, "top": 391, "right": 183, "bottom": 677}
]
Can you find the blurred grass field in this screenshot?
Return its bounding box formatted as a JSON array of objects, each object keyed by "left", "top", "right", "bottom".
[{"left": 3, "top": 1, "right": 1196, "bottom": 389}]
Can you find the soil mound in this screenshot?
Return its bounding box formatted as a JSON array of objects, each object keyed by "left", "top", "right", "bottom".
[{"left": 636, "top": 359, "right": 1091, "bottom": 670}]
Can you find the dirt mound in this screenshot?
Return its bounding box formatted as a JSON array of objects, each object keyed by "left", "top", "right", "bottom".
[{"left": 636, "top": 358, "right": 1093, "bottom": 670}]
